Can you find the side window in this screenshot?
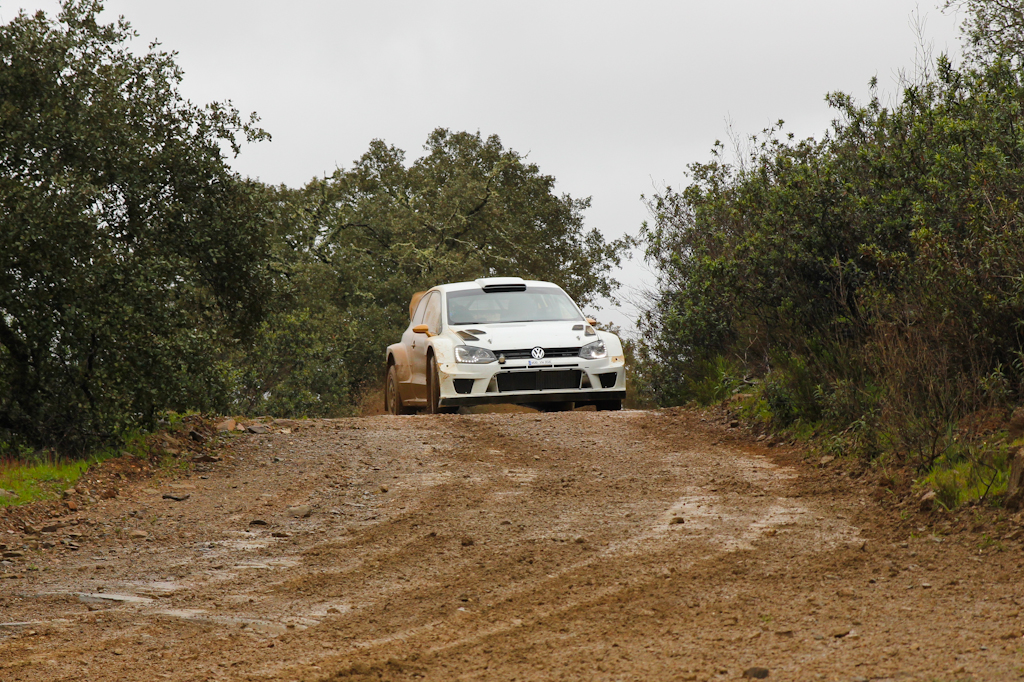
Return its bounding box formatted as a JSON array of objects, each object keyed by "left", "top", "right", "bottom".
[
  {"left": 423, "top": 292, "right": 441, "bottom": 335},
  {"left": 411, "top": 293, "right": 430, "bottom": 326}
]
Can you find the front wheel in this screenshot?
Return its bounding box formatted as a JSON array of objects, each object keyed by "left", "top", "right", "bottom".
[
  {"left": 427, "top": 358, "right": 458, "bottom": 414},
  {"left": 596, "top": 399, "right": 622, "bottom": 411},
  {"left": 386, "top": 364, "right": 413, "bottom": 415}
]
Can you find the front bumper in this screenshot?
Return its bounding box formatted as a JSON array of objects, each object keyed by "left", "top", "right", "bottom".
[
  {"left": 441, "top": 389, "right": 626, "bottom": 407},
  {"left": 435, "top": 357, "right": 626, "bottom": 408}
]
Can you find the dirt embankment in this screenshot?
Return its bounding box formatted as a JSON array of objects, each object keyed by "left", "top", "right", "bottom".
[{"left": 1, "top": 409, "right": 1022, "bottom": 681}]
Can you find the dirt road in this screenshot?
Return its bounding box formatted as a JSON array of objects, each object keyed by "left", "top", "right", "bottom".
[{"left": 1, "top": 409, "right": 1023, "bottom": 681}]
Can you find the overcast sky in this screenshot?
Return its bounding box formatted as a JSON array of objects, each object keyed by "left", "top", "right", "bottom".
[{"left": 6, "top": 1, "right": 965, "bottom": 332}]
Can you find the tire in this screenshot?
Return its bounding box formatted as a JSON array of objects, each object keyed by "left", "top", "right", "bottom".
[
  {"left": 596, "top": 399, "right": 622, "bottom": 411},
  {"left": 386, "top": 364, "right": 413, "bottom": 415},
  {"left": 427, "top": 357, "right": 458, "bottom": 415}
]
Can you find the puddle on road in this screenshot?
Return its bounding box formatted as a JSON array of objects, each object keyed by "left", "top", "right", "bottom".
[
  {"left": 233, "top": 557, "right": 299, "bottom": 570},
  {"left": 504, "top": 468, "right": 537, "bottom": 484},
  {"left": 154, "top": 609, "right": 300, "bottom": 635},
  {"left": 414, "top": 471, "right": 453, "bottom": 487},
  {"left": 78, "top": 592, "right": 154, "bottom": 605}
]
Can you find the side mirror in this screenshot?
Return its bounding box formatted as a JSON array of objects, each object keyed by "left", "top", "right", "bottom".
[
  {"left": 586, "top": 318, "right": 596, "bottom": 326},
  {"left": 412, "top": 324, "right": 429, "bottom": 334}
]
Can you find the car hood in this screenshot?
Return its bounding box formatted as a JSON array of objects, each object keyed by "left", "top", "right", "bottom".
[{"left": 450, "top": 321, "right": 593, "bottom": 351}]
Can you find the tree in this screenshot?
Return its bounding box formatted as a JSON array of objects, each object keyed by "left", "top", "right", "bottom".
[
  {"left": 0, "top": 1, "right": 271, "bottom": 453},
  {"left": 947, "top": 0, "right": 1024, "bottom": 66},
  {"left": 238, "top": 129, "right": 632, "bottom": 414},
  {"left": 640, "top": 1, "right": 1024, "bottom": 464}
]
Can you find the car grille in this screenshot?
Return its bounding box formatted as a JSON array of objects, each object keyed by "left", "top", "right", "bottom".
[
  {"left": 498, "top": 347, "right": 581, "bottom": 360},
  {"left": 496, "top": 370, "right": 582, "bottom": 392}
]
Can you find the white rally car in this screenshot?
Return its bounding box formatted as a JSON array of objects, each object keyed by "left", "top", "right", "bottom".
[{"left": 385, "top": 277, "right": 626, "bottom": 414}]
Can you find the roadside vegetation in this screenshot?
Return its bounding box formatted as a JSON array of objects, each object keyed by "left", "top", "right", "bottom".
[
  {"left": 0, "top": 1, "right": 630, "bottom": 463},
  {"left": 638, "top": 0, "right": 1024, "bottom": 510}
]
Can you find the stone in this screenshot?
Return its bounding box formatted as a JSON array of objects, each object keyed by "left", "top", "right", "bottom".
[
  {"left": 742, "top": 668, "right": 769, "bottom": 679},
  {"left": 162, "top": 493, "right": 190, "bottom": 502},
  {"left": 192, "top": 454, "right": 222, "bottom": 463},
  {"left": 128, "top": 531, "right": 148, "bottom": 540},
  {"left": 1009, "top": 407, "right": 1024, "bottom": 439},
  {"left": 729, "top": 420, "right": 740, "bottom": 428},
  {"left": 818, "top": 455, "right": 835, "bottom": 467},
  {"left": 271, "top": 531, "right": 290, "bottom": 538},
  {"left": 249, "top": 519, "right": 269, "bottom": 526},
  {"left": 188, "top": 429, "right": 205, "bottom": 443},
  {"left": 66, "top": 500, "right": 78, "bottom": 511},
  {"left": 246, "top": 424, "right": 269, "bottom": 434},
  {"left": 669, "top": 516, "right": 685, "bottom": 525},
  {"left": 379, "top": 484, "right": 389, "bottom": 493},
  {"left": 831, "top": 626, "right": 851, "bottom": 638},
  {"left": 919, "top": 490, "right": 937, "bottom": 512},
  {"left": 216, "top": 419, "right": 237, "bottom": 432},
  {"left": 286, "top": 505, "right": 312, "bottom": 518},
  {"left": 461, "top": 537, "right": 475, "bottom": 547},
  {"left": 0, "top": 489, "right": 16, "bottom": 499},
  {"left": 63, "top": 488, "right": 77, "bottom": 498},
  {"left": 2, "top": 551, "right": 24, "bottom": 558},
  {"left": 99, "top": 488, "right": 118, "bottom": 500},
  {"left": 837, "top": 587, "right": 855, "bottom": 597}
]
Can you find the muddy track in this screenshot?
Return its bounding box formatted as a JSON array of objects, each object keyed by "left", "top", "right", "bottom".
[{"left": 1, "top": 409, "right": 1022, "bottom": 681}]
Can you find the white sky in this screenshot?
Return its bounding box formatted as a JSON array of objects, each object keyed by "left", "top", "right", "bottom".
[{"left": 5, "top": 1, "right": 965, "bottom": 333}]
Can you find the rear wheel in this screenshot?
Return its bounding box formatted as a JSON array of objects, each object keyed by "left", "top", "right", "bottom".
[
  {"left": 427, "top": 357, "right": 458, "bottom": 414},
  {"left": 596, "top": 399, "right": 622, "bottom": 411},
  {"left": 386, "top": 364, "right": 413, "bottom": 415}
]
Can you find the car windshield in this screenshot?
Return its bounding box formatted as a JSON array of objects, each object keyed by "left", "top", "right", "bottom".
[{"left": 446, "top": 286, "right": 583, "bottom": 325}]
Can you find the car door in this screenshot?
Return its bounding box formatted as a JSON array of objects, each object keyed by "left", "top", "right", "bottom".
[{"left": 407, "top": 291, "right": 440, "bottom": 401}]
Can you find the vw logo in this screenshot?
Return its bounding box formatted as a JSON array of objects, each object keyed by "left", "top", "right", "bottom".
[{"left": 531, "top": 347, "right": 545, "bottom": 359}]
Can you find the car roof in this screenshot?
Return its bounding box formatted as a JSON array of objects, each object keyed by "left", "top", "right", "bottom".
[{"left": 430, "top": 278, "right": 562, "bottom": 293}]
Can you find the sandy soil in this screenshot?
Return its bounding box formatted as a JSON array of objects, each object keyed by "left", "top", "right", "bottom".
[{"left": 1, "top": 408, "right": 1023, "bottom": 682}]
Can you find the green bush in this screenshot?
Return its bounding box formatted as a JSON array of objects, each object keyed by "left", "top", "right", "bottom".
[{"left": 639, "top": 1, "right": 1024, "bottom": 487}]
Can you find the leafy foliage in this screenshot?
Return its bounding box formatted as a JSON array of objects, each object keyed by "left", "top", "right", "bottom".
[
  {"left": 0, "top": 1, "right": 272, "bottom": 453},
  {"left": 640, "top": 0, "right": 1024, "bottom": 471}
]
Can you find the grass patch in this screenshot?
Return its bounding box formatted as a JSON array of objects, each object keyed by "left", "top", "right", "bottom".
[
  {"left": 919, "top": 439, "right": 1013, "bottom": 510},
  {"left": 0, "top": 456, "right": 96, "bottom": 506},
  {"left": 0, "top": 429, "right": 151, "bottom": 507}
]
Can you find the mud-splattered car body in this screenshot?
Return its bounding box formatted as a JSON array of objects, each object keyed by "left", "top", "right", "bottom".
[{"left": 385, "top": 278, "right": 626, "bottom": 414}]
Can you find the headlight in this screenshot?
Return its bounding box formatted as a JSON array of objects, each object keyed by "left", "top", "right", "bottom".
[
  {"left": 455, "top": 345, "right": 497, "bottom": 364},
  {"left": 579, "top": 340, "right": 607, "bottom": 360}
]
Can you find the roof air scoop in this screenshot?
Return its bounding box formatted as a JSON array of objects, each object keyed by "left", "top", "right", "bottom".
[{"left": 475, "top": 276, "right": 527, "bottom": 293}]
